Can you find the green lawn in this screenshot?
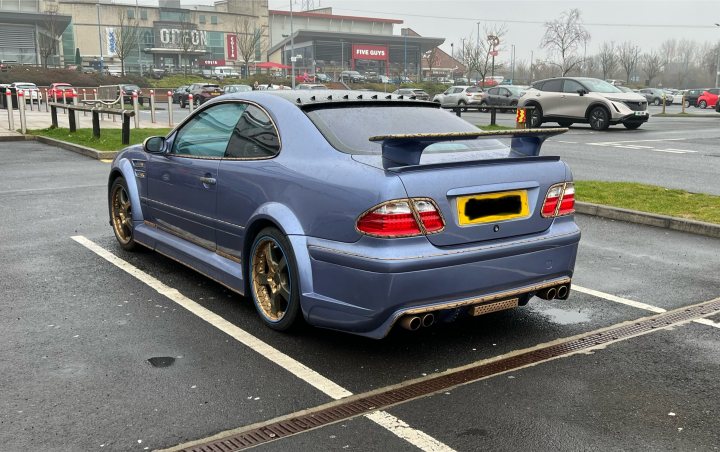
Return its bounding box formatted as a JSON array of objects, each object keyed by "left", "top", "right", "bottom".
[
  {"left": 575, "top": 181, "right": 720, "bottom": 224},
  {"left": 30, "top": 127, "right": 171, "bottom": 152},
  {"left": 477, "top": 124, "right": 515, "bottom": 131}
]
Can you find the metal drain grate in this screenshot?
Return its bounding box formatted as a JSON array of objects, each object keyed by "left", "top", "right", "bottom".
[{"left": 179, "top": 297, "right": 720, "bottom": 452}]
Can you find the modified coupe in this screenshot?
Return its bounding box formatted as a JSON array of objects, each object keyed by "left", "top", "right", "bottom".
[{"left": 108, "top": 91, "right": 580, "bottom": 338}]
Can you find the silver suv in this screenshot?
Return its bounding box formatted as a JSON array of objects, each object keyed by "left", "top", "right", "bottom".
[
  {"left": 519, "top": 77, "right": 649, "bottom": 130},
  {"left": 432, "top": 85, "right": 486, "bottom": 111}
]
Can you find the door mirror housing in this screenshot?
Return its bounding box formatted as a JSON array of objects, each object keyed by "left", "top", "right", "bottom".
[
  {"left": 143, "top": 136, "right": 166, "bottom": 154},
  {"left": 577, "top": 88, "right": 587, "bottom": 96}
]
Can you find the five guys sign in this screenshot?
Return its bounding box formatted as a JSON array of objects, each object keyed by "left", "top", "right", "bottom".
[{"left": 352, "top": 44, "right": 388, "bottom": 61}]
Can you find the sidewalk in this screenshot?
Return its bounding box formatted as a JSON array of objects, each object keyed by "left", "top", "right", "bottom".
[{"left": 2, "top": 103, "right": 171, "bottom": 131}]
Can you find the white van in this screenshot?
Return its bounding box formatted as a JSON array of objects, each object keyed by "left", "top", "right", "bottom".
[{"left": 205, "top": 66, "right": 239, "bottom": 78}]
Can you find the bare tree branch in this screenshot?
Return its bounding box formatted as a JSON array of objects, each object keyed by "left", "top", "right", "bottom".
[
  {"left": 618, "top": 41, "right": 641, "bottom": 83},
  {"left": 598, "top": 41, "right": 617, "bottom": 80},
  {"left": 641, "top": 51, "right": 663, "bottom": 86},
  {"left": 234, "top": 17, "right": 265, "bottom": 78},
  {"left": 541, "top": 8, "right": 590, "bottom": 76},
  {"left": 113, "top": 10, "right": 139, "bottom": 76},
  {"left": 38, "top": 5, "right": 62, "bottom": 69}
]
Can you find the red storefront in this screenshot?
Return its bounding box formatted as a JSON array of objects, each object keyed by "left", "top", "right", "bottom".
[{"left": 351, "top": 44, "right": 390, "bottom": 75}]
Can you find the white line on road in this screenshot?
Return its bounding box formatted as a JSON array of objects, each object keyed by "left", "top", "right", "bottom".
[
  {"left": 556, "top": 141, "right": 578, "bottom": 144},
  {"left": 572, "top": 284, "right": 720, "bottom": 330},
  {"left": 71, "top": 235, "right": 455, "bottom": 452}
]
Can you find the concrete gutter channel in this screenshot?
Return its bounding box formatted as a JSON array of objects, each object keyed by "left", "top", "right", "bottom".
[{"left": 2, "top": 133, "right": 719, "bottom": 240}]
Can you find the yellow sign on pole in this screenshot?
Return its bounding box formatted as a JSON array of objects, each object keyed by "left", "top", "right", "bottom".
[{"left": 515, "top": 108, "right": 526, "bottom": 129}]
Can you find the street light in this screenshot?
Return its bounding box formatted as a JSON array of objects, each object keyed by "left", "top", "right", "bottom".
[
  {"left": 96, "top": 3, "right": 103, "bottom": 74},
  {"left": 715, "top": 24, "right": 720, "bottom": 87},
  {"left": 136, "top": 0, "right": 142, "bottom": 76},
  {"left": 290, "top": 0, "right": 296, "bottom": 88}
]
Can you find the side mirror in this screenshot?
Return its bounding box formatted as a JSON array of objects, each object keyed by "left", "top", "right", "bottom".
[
  {"left": 504, "top": 92, "right": 511, "bottom": 97},
  {"left": 144, "top": 136, "right": 166, "bottom": 154},
  {"left": 577, "top": 88, "right": 587, "bottom": 96}
]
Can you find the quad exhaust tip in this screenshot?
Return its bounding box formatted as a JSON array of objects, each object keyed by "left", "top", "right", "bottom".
[
  {"left": 400, "top": 313, "right": 436, "bottom": 331},
  {"left": 537, "top": 284, "right": 571, "bottom": 300}
]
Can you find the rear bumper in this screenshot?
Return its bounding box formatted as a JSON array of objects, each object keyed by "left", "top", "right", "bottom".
[{"left": 294, "top": 217, "right": 581, "bottom": 338}]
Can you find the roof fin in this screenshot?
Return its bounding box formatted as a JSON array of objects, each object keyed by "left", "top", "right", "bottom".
[
  {"left": 296, "top": 98, "right": 302, "bottom": 104},
  {"left": 310, "top": 95, "right": 316, "bottom": 101},
  {"left": 357, "top": 94, "right": 363, "bottom": 99},
  {"left": 343, "top": 94, "right": 349, "bottom": 99},
  {"left": 385, "top": 95, "right": 392, "bottom": 99},
  {"left": 327, "top": 95, "right": 333, "bottom": 100}
]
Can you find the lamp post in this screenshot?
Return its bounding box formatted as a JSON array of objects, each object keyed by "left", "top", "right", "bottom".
[
  {"left": 136, "top": 0, "right": 142, "bottom": 76},
  {"left": 511, "top": 44, "right": 515, "bottom": 83},
  {"left": 715, "top": 24, "right": 720, "bottom": 87},
  {"left": 96, "top": 3, "right": 103, "bottom": 74},
  {"left": 290, "top": 0, "right": 296, "bottom": 88},
  {"left": 403, "top": 29, "right": 407, "bottom": 79}
]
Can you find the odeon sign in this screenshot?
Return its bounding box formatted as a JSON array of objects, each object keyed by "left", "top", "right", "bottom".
[{"left": 158, "top": 28, "right": 208, "bottom": 48}]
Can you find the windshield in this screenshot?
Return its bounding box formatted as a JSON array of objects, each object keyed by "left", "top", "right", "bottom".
[
  {"left": 580, "top": 78, "right": 622, "bottom": 93},
  {"left": 505, "top": 86, "right": 524, "bottom": 95},
  {"left": 306, "top": 105, "right": 508, "bottom": 157}
]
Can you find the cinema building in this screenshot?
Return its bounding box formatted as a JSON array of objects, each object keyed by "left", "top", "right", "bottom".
[{"left": 267, "top": 9, "right": 444, "bottom": 80}]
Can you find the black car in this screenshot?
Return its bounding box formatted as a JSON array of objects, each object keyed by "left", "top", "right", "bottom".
[
  {"left": 171, "top": 85, "right": 189, "bottom": 104},
  {"left": 119, "top": 84, "right": 143, "bottom": 105},
  {"left": 683, "top": 88, "right": 706, "bottom": 108},
  {"left": 179, "top": 83, "right": 223, "bottom": 108}
]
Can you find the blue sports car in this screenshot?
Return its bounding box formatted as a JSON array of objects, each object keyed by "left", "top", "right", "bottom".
[{"left": 108, "top": 90, "right": 580, "bottom": 338}]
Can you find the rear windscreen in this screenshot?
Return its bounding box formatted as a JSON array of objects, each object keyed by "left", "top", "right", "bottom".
[{"left": 306, "top": 105, "right": 511, "bottom": 156}]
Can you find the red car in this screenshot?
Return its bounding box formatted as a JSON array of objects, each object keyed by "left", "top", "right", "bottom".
[
  {"left": 48, "top": 83, "right": 76, "bottom": 101},
  {"left": 696, "top": 88, "right": 720, "bottom": 109}
]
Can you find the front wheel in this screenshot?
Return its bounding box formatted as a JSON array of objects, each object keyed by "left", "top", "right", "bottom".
[
  {"left": 698, "top": 100, "right": 707, "bottom": 109},
  {"left": 109, "top": 177, "right": 137, "bottom": 251},
  {"left": 589, "top": 106, "right": 610, "bottom": 131},
  {"left": 529, "top": 105, "right": 543, "bottom": 128},
  {"left": 249, "top": 228, "right": 302, "bottom": 331}
]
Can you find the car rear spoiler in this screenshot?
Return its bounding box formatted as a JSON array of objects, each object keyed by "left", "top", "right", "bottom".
[{"left": 368, "top": 128, "right": 568, "bottom": 168}]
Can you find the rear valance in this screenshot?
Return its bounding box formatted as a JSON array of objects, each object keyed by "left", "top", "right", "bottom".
[{"left": 368, "top": 128, "right": 568, "bottom": 168}]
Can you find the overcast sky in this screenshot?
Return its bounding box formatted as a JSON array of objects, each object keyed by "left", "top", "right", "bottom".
[{"left": 134, "top": 0, "right": 720, "bottom": 65}]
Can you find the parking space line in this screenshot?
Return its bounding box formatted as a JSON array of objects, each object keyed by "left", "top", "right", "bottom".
[
  {"left": 0, "top": 184, "right": 106, "bottom": 195},
  {"left": 70, "top": 235, "right": 454, "bottom": 452},
  {"left": 573, "top": 284, "right": 720, "bottom": 330}
]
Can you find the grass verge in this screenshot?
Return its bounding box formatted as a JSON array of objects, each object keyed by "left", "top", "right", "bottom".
[
  {"left": 477, "top": 124, "right": 515, "bottom": 131},
  {"left": 29, "top": 127, "right": 171, "bottom": 152},
  {"left": 575, "top": 181, "right": 720, "bottom": 224}
]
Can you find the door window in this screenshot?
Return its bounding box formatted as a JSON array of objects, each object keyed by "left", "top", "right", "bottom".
[
  {"left": 562, "top": 80, "right": 584, "bottom": 94},
  {"left": 541, "top": 79, "right": 563, "bottom": 92},
  {"left": 453, "top": 87, "right": 464, "bottom": 94},
  {"left": 172, "top": 103, "right": 246, "bottom": 158},
  {"left": 488, "top": 88, "right": 499, "bottom": 95},
  {"left": 225, "top": 105, "right": 281, "bottom": 159}
]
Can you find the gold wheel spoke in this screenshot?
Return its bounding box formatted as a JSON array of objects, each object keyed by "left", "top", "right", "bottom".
[
  {"left": 263, "top": 243, "right": 277, "bottom": 271},
  {"left": 277, "top": 283, "right": 291, "bottom": 303},
  {"left": 277, "top": 255, "right": 287, "bottom": 275},
  {"left": 255, "top": 272, "right": 270, "bottom": 286}
]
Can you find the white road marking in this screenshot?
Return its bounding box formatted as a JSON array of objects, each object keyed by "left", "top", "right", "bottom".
[
  {"left": 573, "top": 284, "right": 719, "bottom": 330},
  {"left": 587, "top": 140, "right": 696, "bottom": 154},
  {"left": 0, "top": 184, "right": 106, "bottom": 195},
  {"left": 556, "top": 140, "right": 578, "bottom": 144},
  {"left": 71, "top": 235, "right": 455, "bottom": 452}
]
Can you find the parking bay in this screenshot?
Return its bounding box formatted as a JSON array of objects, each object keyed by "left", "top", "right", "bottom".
[{"left": 0, "top": 141, "right": 718, "bottom": 451}]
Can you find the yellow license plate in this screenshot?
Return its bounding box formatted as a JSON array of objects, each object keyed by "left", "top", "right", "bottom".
[{"left": 457, "top": 190, "right": 529, "bottom": 225}]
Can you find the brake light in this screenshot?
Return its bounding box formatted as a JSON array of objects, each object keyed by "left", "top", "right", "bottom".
[
  {"left": 541, "top": 182, "right": 575, "bottom": 218},
  {"left": 356, "top": 198, "right": 444, "bottom": 237}
]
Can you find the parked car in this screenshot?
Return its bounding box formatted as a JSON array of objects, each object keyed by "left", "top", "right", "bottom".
[
  {"left": 454, "top": 77, "right": 469, "bottom": 85},
  {"left": 10, "top": 82, "right": 40, "bottom": 101},
  {"left": 295, "top": 73, "right": 315, "bottom": 83},
  {"left": 339, "top": 71, "right": 366, "bottom": 83},
  {"left": 99, "top": 84, "right": 144, "bottom": 105},
  {"left": 223, "top": 84, "right": 252, "bottom": 94},
  {"left": 367, "top": 74, "right": 390, "bottom": 84},
  {"left": 108, "top": 90, "right": 580, "bottom": 338},
  {"left": 171, "top": 85, "right": 189, "bottom": 104},
  {"left": 432, "top": 85, "right": 485, "bottom": 111},
  {"left": 180, "top": 83, "right": 223, "bottom": 108},
  {"left": 391, "top": 76, "right": 412, "bottom": 84},
  {"left": 696, "top": 89, "right": 720, "bottom": 109},
  {"left": 48, "top": 83, "right": 76, "bottom": 101},
  {"left": 296, "top": 83, "right": 328, "bottom": 90},
  {"left": 681, "top": 88, "right": 706, "bottom": 108},
  {"left": 480, "top": 85, "right": 525, "bottom": 111},
  {"left": 314, "top": 73, "right": 331, "bottom": 83},
  {"left": 391, "top": 88, "right": 430, "bottom": 100},
  {"left": 638, "top": 88, "right": 673, "bottom": 106},
  {"left": 519, "top": 77, "right": 649, "bottom": 130}
]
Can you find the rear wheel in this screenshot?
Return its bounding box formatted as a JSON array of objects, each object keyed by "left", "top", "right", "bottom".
[
  {"left": 653, "top": 97, "right": 661, "bottom": 106},
  {"left": 699, "top": 100, "right": 707, "bottom": 109},
  {"left": 683, "top": 99, "right": 690, "bottom": 108},
  {"left": 589, "top": 106, "right": 610, "bottom": 131},
  {"left": 479, "top": 101, "right": 488, "bottom": 112},
  {"left": 528, "top": 105, "right": 543, "bottom": 128},
  {"left": 249, "top": 227, "right": 302, "bottom": 331},
  {"left": 458, "top": 100, "right": 467, "bottom": 112}
]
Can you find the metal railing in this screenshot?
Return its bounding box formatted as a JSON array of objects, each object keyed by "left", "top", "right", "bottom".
[{"left": 49, "top": 102, "right": 135, "bottom": 144}]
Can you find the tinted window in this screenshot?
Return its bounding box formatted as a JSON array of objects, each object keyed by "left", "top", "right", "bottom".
[
  {"left": 488, "top": 88, "right": 499, "bottom": 95},
  {"left": 710, "top": 89, "right": 720, "bottom": 95},
  {"left": 453, "top": 88, "right": 464, "bottom": 93},
  {"left": 563, "top": 80, "right": 584, "bottom": 93},
  {"left": 225, "top": 105, "right": 281, "bottom": 159},
  {"left": 173, "top": 103, "right": 246, "bottom": 158},
  {"left": 467, "top": 87, "right": 479, "bottom": 93},
  {"left": 541, "top": 79, "right": 563, "bottom": 92}
]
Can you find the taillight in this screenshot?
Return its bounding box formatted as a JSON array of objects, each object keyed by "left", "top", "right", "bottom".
[
  {"left": 541, "top": 182, "right": 575, "bottom": 218},
  {"left": 356, "top": 198, "right": 444, "bottom": 237}
]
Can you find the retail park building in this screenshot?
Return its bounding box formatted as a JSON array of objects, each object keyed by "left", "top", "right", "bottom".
[{"left": 0, "top": 0, "right": 464, "bottom": 79}]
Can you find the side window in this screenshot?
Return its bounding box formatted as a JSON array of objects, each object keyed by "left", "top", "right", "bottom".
[
  {"left": 542, "top": 79, "right": 563, "bottom": 92},
  {"left": 562, "top": 80, "right": 584, "bottom": 93},
  {"left": 467, "top": 86, "right": 478, "bottom": 93},
  {"left": 225, "top": 105, "right": 281, "bottom": 159},
  {"left": 172, "top": 103, "right": 246, "bottom": 158},
  {"left": 453, "top": 87, "right": 464, "bottom": 94},
  {"left": 711, "top": 89, "right": 720, "bottom": 95},
  {"left": 488, "top": 88, "right": 499, "bottom": 95}
]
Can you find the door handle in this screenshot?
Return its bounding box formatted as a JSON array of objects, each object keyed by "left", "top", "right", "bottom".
[{"left": 199, "top": 176, "right": 216, "bottom": 185}]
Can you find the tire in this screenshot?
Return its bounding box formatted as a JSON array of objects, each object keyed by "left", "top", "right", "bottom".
[
  {"left": 249, "top": 227, "right": 302, "bottom": 331},
  {"left": 557, "top": 121, "right": 573, "bottom": 127},
  {"left": 479, "top": 101, "right": 488, "bottom": 112},
  {"left": 623, "top": 122, "right": 642, "bottom": 130},
  {"left": 109, "top": 177, "right": 137, "bottom": 251},
  {"left": 653, "top": 97, "right": 661, "bottom": 106},
  {"left": 458, "top": 100, "right": 467, "bottom": 112},
  {"left": 180, "top": 99, "right": 186, "bottom": 109},
  {"left": 589, "top": 106, "right": 610, "bottom": 131},
  {"left": 528, "top": 104, "right": 543, "bottom": 128},
  {"left": 683, "top": 99, "right": 690, "bottom": 108},
  {"left": 698, "top": 100, "right": 707, "bottom": 109}
]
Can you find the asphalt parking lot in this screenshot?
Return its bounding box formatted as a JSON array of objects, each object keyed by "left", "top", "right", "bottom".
[{"left": 1, "top": 115, "right": 718, "bottom": 451}]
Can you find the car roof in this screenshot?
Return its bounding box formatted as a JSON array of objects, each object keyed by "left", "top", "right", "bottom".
[{"left": 221, "top": 90, "right": 437, "bottom": 109}]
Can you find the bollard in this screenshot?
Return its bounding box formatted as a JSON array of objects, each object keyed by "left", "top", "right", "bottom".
[
  {"left": 167, "top": 90, "right": 173, "bottom": 127},
  {"left": 62, "top": 89, "right": 67, "bottom": 108},
  {"left": 188, "top": 94, "right": 194, "bottom": 113},
  {"left": 93, "top": 88, "right": 97, "bottom": 101},
  {"left": 150, "top": 89, "right": 156, "bottom": 123},
  {"left": 68, "top": 103, "right": 76, "bottom": 132},
  {"left": 92, "top": 108, "right": 100, "bottom": 138},
  {"left": 661, "top": 95, "right": 666, "bottom": 114},
  {"left": 28, "top": 90, "right": 33, "bottom": 111},
  {"left": 120, "top": 90, "right": 125, "bottom": 110},
  {"left": 490, "top": 108, "right": 497, "bottom": 126},
  {"left": 45, "top": 89, "right": 49, "bottom": 112},
  {"left": 82, "top": 89, "right": 87, "bottom": 116},
  {"left": 681, "top": 94, "right": 686, "bottom": 114},
  {"left": 50, "top": 105, "right": 58, "bottom": 128},
  {"left": 17, "top": 91, "right": 26, "bottom": 134},
  {"left": 515, "top": 107, "right": 527, "bottom": 129},
  {"left": 132, "top": 91, "right": 139, "bottom": 128},
  {"left": 121, "top": 111, "right": 131, "bottom": 145},
  {"left": 73, "top": 90, "right": 80, "bottom": 126},
  {"left": 6, "top": 90, "right": 14, "bottom": 131}
]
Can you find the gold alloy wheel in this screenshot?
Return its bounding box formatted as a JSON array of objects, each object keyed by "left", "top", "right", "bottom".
[
  {"left": 251, "top": 239, "right": 291, "bottom": 321},
  {"left": 111, "top": 183, "right": 133, "bottom": 245}
]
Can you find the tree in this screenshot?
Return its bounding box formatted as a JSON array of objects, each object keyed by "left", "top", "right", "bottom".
[
  {"left": 598, "top": 41, "right": 618, "bottom": 80},
  {"left": 75, "top": 48, "right": 82, "bottom": 71},
  {"left": 675, "top": 39, "right": 696, "bottom": 87},
  {"left": 38, "top": 5, "right": 63, "bottom": 68},
  {"left": 177, "top": 15, "right": 199, "bottom": 75},
  {"left": 618, "top": 41, "right": 640, "bottom": 83},
  {"left": 112, "top": 10, "right": 139, "bottom": 76},
  {"left": 234, "top": 17, "right": 265, "bottom": 78},
  {"left": 641, "top": 51, "right": 663, "bottom": 86},
  {"left": 540, "top": 8, "right": 590, "bottom": 76},
  {"left": 465, "top": 24, "right": 506, "bottom": 86},
  {"left": 423, "top": 47, "right": 440, "bottom": 77}
]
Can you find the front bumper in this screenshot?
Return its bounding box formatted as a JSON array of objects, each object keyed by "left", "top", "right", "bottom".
[
  {"left": 612, "top": 111, "right": 650, "bottom": 125},
  {"left": 294, "top": 217, "right": 581, "bottom": 338}
]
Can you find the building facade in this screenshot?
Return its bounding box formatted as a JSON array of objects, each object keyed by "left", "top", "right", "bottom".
[{"left": 0, "top": 0, "right": 71, "bottom": 66}]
